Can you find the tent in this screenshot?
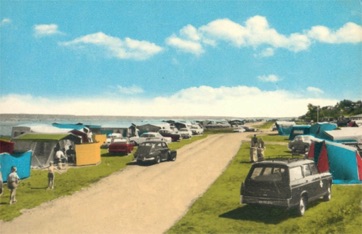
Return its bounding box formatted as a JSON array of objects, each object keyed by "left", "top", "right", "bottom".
[
  {"left": 288, "top": 125, "right": 311, "bottom": 140},
  {"left": 310, "top": 122, "right": 337, "bottom": 139},
  {"left": 275, "top": 121, "right": 296, "bottom": 136},
  {"left": 12, "top": 133, "right": 82, "bottom": 168},
  {"left": 0, "top": 151, "right": 32, "bottom": 182},
  {"left": 323, "top": 127, "right": 362, "bottom": 143},
  {"left": 11, "top": 123, "right": 71, "bottom": 138},
  {"left": 308, "top": 140, "right": 362, "bottom": 184}
]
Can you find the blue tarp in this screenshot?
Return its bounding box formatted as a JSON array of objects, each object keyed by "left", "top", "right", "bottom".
[{"left": 0, "top": 151, "right": 32, "bottom": 182}]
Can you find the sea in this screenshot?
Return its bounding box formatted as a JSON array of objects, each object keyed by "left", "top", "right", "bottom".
[{"left": 0, "top": 114, "right": 242, "bottom": 137}]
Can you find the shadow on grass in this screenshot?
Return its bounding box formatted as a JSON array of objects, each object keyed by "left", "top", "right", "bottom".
[
  {"left": 101, "top": 153, "right": 129, "bottom": 157},
  {"left": 219, "top": 205, "right": 292, "bottom": 224}
]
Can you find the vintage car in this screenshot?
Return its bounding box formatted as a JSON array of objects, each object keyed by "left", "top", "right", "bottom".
[
  {"left": 178, "top": 128, "right": 192, "bottom": 139},
  {"left": 101, "top": 133, "right": 123, "bottom": 149},
  {"left": 288, "top": 135, "right": 316, "bottom": 155},
  {"left": 130, "top": 132, "right": 172, "bottom": 146},
  {"left": 240, "top": 159, "right": 332, "bottom": 216},
  {"left": 240, "top": 125, "right": 258, "bottom": 132},
  {"left": 191, "top": 124, "right": 204, "bottom": 135},
  {"left": 108, "top": 138, "right": 135, "bottom": 155},
  {"left": 158, "top": 129, "right": 181, "bottom": 142},
  {"left": 134, "top": 141, "right": 177, "bottom": 164}
]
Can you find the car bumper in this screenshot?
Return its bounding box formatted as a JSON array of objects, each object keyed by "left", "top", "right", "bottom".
[
  {"left": 241, "top": 195, "right": 292, "bottom": 208},
  {"left": 135, "top": 156, "right": 156, "bottom": 162}
]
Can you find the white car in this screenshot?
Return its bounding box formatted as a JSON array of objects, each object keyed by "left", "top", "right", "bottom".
[
  {"left": 288, "top": 135, "right": 316, "bottom": 155},
  {"left": 130, "top": 132, "right": 172, "bottom": 145},
  {"left": 191, "top": 124, "right": 204, "bottom": 135},
  {"left": 101, "top": 133, "right": 123, "bottom": 148},
  {"left": 233, "top": 126, "right": 245, "bottom": 133},
  {"left": 179, "top": 128, "right": 193, "bottom": 139}
]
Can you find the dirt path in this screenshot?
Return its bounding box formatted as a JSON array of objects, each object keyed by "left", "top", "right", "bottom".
[{"left": 1, "top": 132, "right": 252, "bottom": 234}]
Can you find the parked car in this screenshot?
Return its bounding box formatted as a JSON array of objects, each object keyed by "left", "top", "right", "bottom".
[
  {"left": 159, "top": 129, "right": 181, "bottom": 142},
  {"left": 233, "top": 126, "right": 246, "bottom": 133},
  {"left": 130, "top": 132, "right": 172, "bottom": 145},
  {"left": 108, "top": 138, "right": 135, "bottom": 155},
  {"left": 288, "top": 135, "right": 316, "bottom": 155},
  {"left": 178, "top": 128, "right": 192, "bottom": 139},
  {"left": 134, "top": 141, "right": 177, "bottom": 164},
  {"left": 101, "top": 133, "right": 123, "bottom": 149},
  {"left": 240, "top": 159, "right": 332, "bottom": 216},
  {"left": 191, "top": 124, "right": 204, "bottom": 135},
  {"left": 241, "top": 125, "right": 258, "bottom": 132}
]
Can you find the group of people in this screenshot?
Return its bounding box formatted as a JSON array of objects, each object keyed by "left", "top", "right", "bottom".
[
  {"left": 0, "top": 166, "right": 20, "bottom": 205},
  {"left": 250, "top": 134, "right": 265, "bottom": 162},
  {"left": 0, "top": 161, "right": 57, "bottom": 205},
  {"left": 55, "top": 145, "right": 76, "bottom": 167}
]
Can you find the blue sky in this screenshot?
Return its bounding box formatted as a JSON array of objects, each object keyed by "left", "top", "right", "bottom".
[{"left": 1, "top": 0, "right": 361, "bottom": 117}]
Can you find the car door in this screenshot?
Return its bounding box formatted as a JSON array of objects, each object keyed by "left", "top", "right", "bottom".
[
  {"left": 159, "top": 142, "right": 169, "bottom": 160},
  {"left": 302, "top": 163, "right": 322, "bottom": 201}
]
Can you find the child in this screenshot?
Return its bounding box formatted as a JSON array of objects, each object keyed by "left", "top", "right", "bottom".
[{"left": 47, "top": 162, "right": 55, "bottom": 189}]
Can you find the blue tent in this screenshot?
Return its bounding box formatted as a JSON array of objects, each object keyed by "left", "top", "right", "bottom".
[
  {"left": 275, "top": 121, "right": 295, "bottom": 136},
  {"left": 0, "top": 151, "right": 32, "bottom": 182},
  {"left": 308, "top": 140, "right": 362, "bottom": 184},
  {"left": 288, "top": 125, "right": 311, "bottom": 140},
  {"left": 310, "top": 122, "right": 337, "bottom": 138}
]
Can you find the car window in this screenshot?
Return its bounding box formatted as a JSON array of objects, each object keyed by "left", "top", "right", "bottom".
[
  {"left": 303, "top": 164, "right": 312, "bottom": 176},
  {"left": 250, "top": 166, "right": 285, "bottom": 182},
  {"left": 309, "top": 163, "right": 318, "bottom": 174},
  {"left": 289, "top": 166, "right": 303, "bottom": 181}
]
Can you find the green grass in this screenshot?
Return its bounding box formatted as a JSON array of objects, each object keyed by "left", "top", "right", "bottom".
[
  {"left": 0, "top": 135, "right": 206, "bottom": 221},
  {"left": 167, "top": 139, "right": 362, "bottom": 234}
]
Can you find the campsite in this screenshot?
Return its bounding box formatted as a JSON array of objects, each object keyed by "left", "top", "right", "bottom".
[{"left": 0, "top": 120, "right": 361, "bottom": 233}]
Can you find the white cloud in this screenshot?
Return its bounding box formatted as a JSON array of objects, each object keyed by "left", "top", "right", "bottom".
[
  {"left": 307, "top": 22, "right": 362, "bottom": 43},
  {"left": 258, "top": 74, "right": 280, "bottom": 83},
  {"left": 257, "top": 48, "right": 275, "bottom": 57},
  {"left": 167, "top": 15, "right": 361, "bottom": 55},
  {"left": 307, "top": 86, "right": 324, "bottom": 94},
  {"left": 33, "top": 24, "right": 62, "bottom": 37},
  {"left": 166, "top": 24, "right": 204, "bottom": 55},
  {"left": 117, "top": 85, "right": 144, "bottom": 95},
  {"left": 0, "top": 86, "right": 337, "bottom": 117},
  {"left": 60, "top": 32, "right": 163, "bottom": 60},
  {"left": 166, "top": 35, "right": 204, "bottom": 55},
  {"left": 0, "top": 18, "right": 11, "bottom": 26}
]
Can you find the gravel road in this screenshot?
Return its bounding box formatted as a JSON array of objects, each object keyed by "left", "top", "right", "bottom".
[{"left": 1, "top": 132, "right": 252, "bottom": 234}]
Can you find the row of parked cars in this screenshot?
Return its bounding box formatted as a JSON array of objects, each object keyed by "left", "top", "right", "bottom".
[{"left": 101, "top": 126, "right": 203, "bottom": 156}]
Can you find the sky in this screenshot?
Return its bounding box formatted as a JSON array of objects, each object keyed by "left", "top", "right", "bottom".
[{"left": 1, "top": 0, "right": 361, "bottom": 118}]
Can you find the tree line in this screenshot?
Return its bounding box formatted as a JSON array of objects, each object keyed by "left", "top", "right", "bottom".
[{"left": 300, "top": 99, "right": 362, "bottom": 123}]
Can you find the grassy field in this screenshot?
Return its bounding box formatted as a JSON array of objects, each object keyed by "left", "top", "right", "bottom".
[
  {"left": 0, "top": 135, "right": 207, "bottom": 221},
  {"left": 167, "top": 138, "right": 362, "bottom": 234}
]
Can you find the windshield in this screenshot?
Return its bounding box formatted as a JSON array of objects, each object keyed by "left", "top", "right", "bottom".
[{"left": 249, "top": 166, "right": 287, "bottom": 182}]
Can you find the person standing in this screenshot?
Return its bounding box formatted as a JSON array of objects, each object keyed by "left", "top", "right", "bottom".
[
  {"left": 55, "top": 148, "right": 65, "bottom": 169},
  {"left": 257, "top": 138, "right": 265, "bottom": 161},
  {"left": 47, "top": 162, "right": 55, "bottom": 189},
  {"left": 7, "top": 166, "right": 20, "bottom": 205}
]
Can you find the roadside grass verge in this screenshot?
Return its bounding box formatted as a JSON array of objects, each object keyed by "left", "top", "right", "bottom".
[
  {"left": 167, "top": 140, "right": 362, "bottom": 234},
  {"left": 0, "top": 135, "right": 206, "bottom": 221}
]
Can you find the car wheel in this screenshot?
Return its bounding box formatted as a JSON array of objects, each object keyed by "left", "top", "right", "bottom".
[
  {"left": 323, "top": 184, "right": 332, "bottom": 201},
  {"left": 155, "top": 156, "right": 160, "bottom": 164},
  {"left": 297, "top": 195, "right": 307, "bottom": 216},
  {"left": 171, "top": 154, "right": 176, "bottom": 161}
]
